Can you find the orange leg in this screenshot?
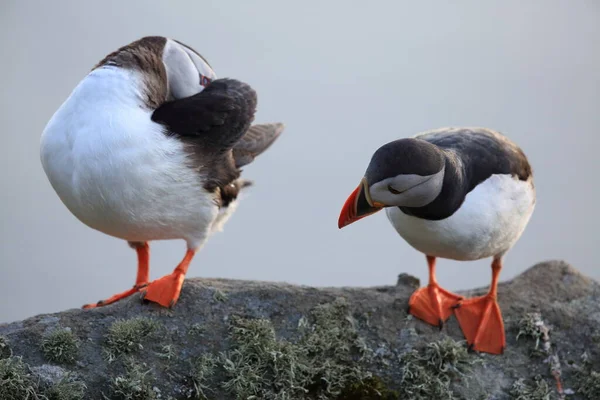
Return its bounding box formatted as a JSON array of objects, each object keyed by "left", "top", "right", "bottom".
[
  {"left": 454, "top": 258, "right": 506, "bottom": 355},
  {"left": 140, "top": 249, "right": 195, "bottom": 308},
  {"left": 83, "top": 242, "right": 150, "bottom": 309},
  {"left": 408, "top": 256, "right": 463, "bottom": 329}
]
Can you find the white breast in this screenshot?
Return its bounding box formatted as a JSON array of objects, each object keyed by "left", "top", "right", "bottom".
[
  {"left": 40, "top": 67, "right": 218, "bottom": 249},
  {"left": 385, "top": 174, "right": 535, "bottom": 261}
]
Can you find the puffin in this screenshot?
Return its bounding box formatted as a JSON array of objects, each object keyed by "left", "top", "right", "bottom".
[
  {"left": 337, "top": 127, "right": 535, "bottom": 354},
  {"left": 40, "top": 36, "right": 284, "bottom": 309}
]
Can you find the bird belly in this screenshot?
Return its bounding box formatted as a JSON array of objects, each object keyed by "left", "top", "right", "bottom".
[
  {"left": 385, "top": 174, "right": 535, "bottom": 261},
  {"left": 40, "top": 68, "right": 218, "bottom": 248}
]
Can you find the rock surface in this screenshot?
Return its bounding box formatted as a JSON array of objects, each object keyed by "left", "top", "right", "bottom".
[{"left": 1, "top": 260, "right": 599, "bottom": 399}]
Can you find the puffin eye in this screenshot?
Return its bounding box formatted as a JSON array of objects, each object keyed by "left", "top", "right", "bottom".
[
  {"left": 200, "top": 74, "right": 211, "bottom": 87},
  {"left": 388, "top": 185, "right": 401, "bottom": 195}
]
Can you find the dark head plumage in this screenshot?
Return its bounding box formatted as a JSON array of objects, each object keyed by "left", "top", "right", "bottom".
[{"left": 365, "top": 138, "right": 445, "bottom": 185}]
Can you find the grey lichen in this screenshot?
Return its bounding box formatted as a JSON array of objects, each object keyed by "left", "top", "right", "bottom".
[
  {"left": 41, "top": 328, "right": 80, "bottom": 364},
  {"left": 336, "top": 376, "right": 399, "bottom": 399},
  {"left": 298, "top": 298, "right": 374, "bottom": 396},
  {"left": 156, "top": 344, "right": 176, "bottom": 362},
  {"left": 578, "top": 370, "right": 600, "bottom": 399},
  {"left": 397, "top": 337, "right": 478, "bottom": 400},
  {"left": 509, "top": 375, "right": 553, "bottom": 400},
  {"left": 104, "top": 317, "right": 161, "bottom": 361},
  {"left": 189, "top": 354, "right": 217, "bottom": 400},
  {"left": 219, "top": 316, "right": 312, "bottom": 399},
  {"left": 0, "top": 335, "right": 11, "bottom": 359},
  {"left": 212, "top": 289, "right": 228, "bottom": 303},
  {"left": 0, "top": 354, "right": 87, "bottom": 400},
  {"left": 188, "top": 323, "right": 205, "bottom": 337},
  {"left": 108, "top": 359, "right": 158, "bottom": 400},
  {"left": 45, "top": 374, "right": 87, "bottom": 400},
  {"left": 189, "top": 298, "right": 379, "bottom": 399},
  {"left": 516, "top": 313, "right": 543, "bottom": 350},
  {"left": 0, "top": 356, "right": 42, "bottom": 400},
  {"left": 575, "top": 366, "right": 600, "bottom": 400}
]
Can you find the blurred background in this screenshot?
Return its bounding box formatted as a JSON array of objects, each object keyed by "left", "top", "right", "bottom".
[{"left": 1, "top": 1, "right": 598, "bottom": 323}]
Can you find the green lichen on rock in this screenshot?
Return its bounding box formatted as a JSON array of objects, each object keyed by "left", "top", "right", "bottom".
[
  {"left": 156, "top": 344, "right": 176, "bottom": 362},
  {"left": 219, "top": 316, "right": 311, "bottom": 399},
  {"left": 45, "top": 374, "right": 87, "bottom": 400},
  {"left": 578, "top": 370, "right": 600, "bottom": 399},
  {"left": 189, "top": 354, "right": 217, "bottom": 400},
  {"left": 336, "top": 376, "right": 399, "bottom": 399},
  {"left": 396, "top": 337, "right": 478, "bottom": 400},
  {"left": 108, "top": 359, "right": 158, "bottom": 400},
  {"left": 188, "top": 298, "right": 382, "bottom": 399},
  {"left": 41, "top": 328, "right": 79, "bottom": 364},
  {"left": 509, "top": 375, "right": 553, "bottom": 400},
  {"left": 212, "top": 289, "right": 228, "bottom": 303},
  {"left": 575, "top": 365, "right": 600, "bottom": 400},
  {"left": 0, "top": 356, "right": 42, "bottom": 400},
  {"left": 188, "top": 323, "right": 205, "bottom": 337},
  {"left": 0, "top": 335, "right": 11, "bottom": 359},
  {"left": 298, "top": 298, "right": 374, "bottom": 397},
  {"left": 516, "top": 313, "right": 543, "bottom": 349},
  {"left": 0, "top": 354, "right": 87, "bottom": 400},
  {"left": 104, "top": 317, "right": 161, "bottom": 361}
]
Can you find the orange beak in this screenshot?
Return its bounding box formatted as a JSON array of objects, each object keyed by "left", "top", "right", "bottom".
[{"left": 338, "top": 178, "right": 383, "bottom": 229}]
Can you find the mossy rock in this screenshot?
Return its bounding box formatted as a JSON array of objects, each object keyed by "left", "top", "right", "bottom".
[
  {"left": 0, "top": 335, "right": 11, "bottom": 359},
  {"left": 0, "top": 356, "right": 41, "bottom": 400},
  {"left": 45, "top": 375, "right": 87, "bottom": 400},
  {"left": 108, "top": 359, "right": 158, "bottom": 400},
  {"left": 0, "top": 260, "right": 597, "bottom": 399},
  {"left": 41, "top": 328, "right": 80, "bottom": 364},
  {"left": 576, "top": 367, "right": 600, "bottom": 400},
  {"left": 336, "top": 376, "right": 400, "bottom": 399},
  {"left": 104, "top": 316, "right": 161, "bottom": 361},
  {"left": 510, "top": 375, "right": 554, "bottom": 400}
]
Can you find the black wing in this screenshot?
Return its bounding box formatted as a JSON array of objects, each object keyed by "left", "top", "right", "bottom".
[
  {"left": 398, "top": 127, "right": 534, "bottom": 221},
  {"left": 232, "top": 123, "right": 285, "bottom": 168},
  {"left": 151, "top": 78, "right": 257, "bottom": 153},
  {"left": 418, "top": 127, "right": 532, "bottom": 188}
]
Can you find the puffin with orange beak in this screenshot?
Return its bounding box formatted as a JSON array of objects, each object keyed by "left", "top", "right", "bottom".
[{"left": 338, "top": 127, "right": 535, "bottom": 354}]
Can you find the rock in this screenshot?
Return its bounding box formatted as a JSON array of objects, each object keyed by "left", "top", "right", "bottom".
[{"left": 1, "top": 260, "right": 599, "bottom": 399}]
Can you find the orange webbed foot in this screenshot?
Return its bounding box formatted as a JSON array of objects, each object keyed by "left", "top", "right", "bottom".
[
  {"left": 82, "top": 284, "right": 147, "bottom": 309},
  {"left": 454, "top": 294, "right": 505, "bottom": 355},
  {"left": 408, "top": 284, "right": 463, "bottom": 328},
  {"left": 83, "top": 242, "right": 151, "bottom": 310},
  {"left": 140, "top": 272, "right": 185, "bottom": 308}
]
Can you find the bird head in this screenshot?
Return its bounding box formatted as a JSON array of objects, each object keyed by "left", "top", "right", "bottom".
[{"left": 338, "top": 138, "right": 446, "bottom": 228}]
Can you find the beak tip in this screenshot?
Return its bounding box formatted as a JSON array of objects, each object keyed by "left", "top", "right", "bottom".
[
  {"left": 337, "top": 214, "right": 347, "bottom": 229},
  {"left": 338, "top": 182, "right": 384, "bottom": 229}
]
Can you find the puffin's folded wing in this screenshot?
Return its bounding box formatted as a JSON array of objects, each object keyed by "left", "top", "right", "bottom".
[
  {"left": 233, "top": 123, "right": 285, "bottom": 168},
  {"left": 151, "top": 78, "right": 257, "bottom": 152}
]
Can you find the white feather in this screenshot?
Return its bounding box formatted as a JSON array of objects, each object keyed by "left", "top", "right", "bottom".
[
  {"left": 386, "top": 174, "right": 535, "bottom": 261},
  {"left": 211, "top": 199, "right": 240, "bottom": 233},
  {"left": 40, "top": 66, "right": 220, "bottom": 250}
]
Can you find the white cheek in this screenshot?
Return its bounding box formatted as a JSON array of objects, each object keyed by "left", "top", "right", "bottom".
[
  {"left": 369, "top": 170, "right": 445, "bottom": 207},
  {"left": 370, "top": 188, "right": 425, "bottom": 208},
  {"left": 180, "top": 46, "right": 217, "bottom": 82},
  {"left": 163, "top": 39, "right": 217, "bottom": 99},
  {"left": 370, "top": 187, "right": 400, "bottom": 205}
]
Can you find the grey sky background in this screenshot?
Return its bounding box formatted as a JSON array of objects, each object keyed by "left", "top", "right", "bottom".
[{"left": 1, "top": 1, "right": 598, "bottom": 324}]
